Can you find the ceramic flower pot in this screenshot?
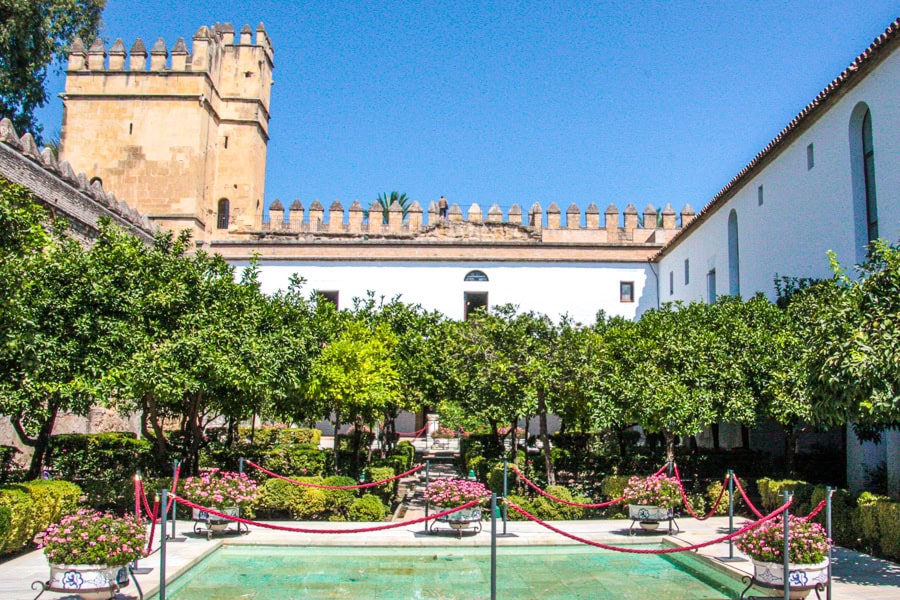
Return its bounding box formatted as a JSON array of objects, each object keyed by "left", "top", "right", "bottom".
[
  {"left": 445, "top": 507, "right": 481, "bottom": 530},
  {"left": 628, "top": 504, "right": 672, "bottom": 525},
  {"left": 751, "top": 558, "right": 829, "bottom": 599},
  {"left": 192, "top": 506, "right": 239, "bottom": 532},
  {"left": 48, "top": 564, "right": 128, "bottom": 600}
]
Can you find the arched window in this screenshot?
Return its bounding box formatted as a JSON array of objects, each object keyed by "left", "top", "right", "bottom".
[
  {"left": 217, "top": 198, "right": 230, "bottom": 229},
  {"left": 850, "top": 103, "right": 878, "bottom": 263},
  {"left": 464, "top": 270, "right": 489, "bottom": 282},
  {"left": 727, "top": 209, "right": 740, "bottom": 296}
]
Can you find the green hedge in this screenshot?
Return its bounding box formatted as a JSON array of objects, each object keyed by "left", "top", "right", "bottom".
[
  {"left": 260, "top": 444, "right": 328, "bottom": 478},
  {"left": 256, "top": 478, "right": 327, "bottom": 520},
  {"left": 46, "top": 433, "right": 155, "bottom": 511},
  {"left": 348, "top": 494, "right": 387, "bottom": 521},
  {"left": 363, "top": 466, "right": 396, "bottom": 505},
  {"left": 506, "top": 485, "right": 588, "bottom": 521},
  {"left": 237, "top": 427, "right": 321, "bottom": 448},
  {"left": 0, "top": 480, "right": 81, "bottom": 556}
]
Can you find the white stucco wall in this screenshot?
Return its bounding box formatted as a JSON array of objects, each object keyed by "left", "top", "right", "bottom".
[
  {"left": 237, "top": 260, "right": 658, "bottom": 323},
  {"left": 659, "top": 45, "right": 900, "bottom": 305}
]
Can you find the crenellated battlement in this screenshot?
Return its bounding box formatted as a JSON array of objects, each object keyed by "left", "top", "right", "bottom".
[
  {"left": 60, "top": 22, "right": 273, "bottom": 244},
  {"left": 258, "top": 199, "right": 695, "bottom": 244},
  {"left": 67, "top": 22, "right": 273, "bottom": 75}
]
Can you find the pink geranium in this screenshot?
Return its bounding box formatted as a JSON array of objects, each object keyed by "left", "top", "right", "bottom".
[
  {"left": 180, "top": 469, "right": 259, "bottom": 510},
  {"left": 424, "top": 478, "right": 491, "bottom": 508}
]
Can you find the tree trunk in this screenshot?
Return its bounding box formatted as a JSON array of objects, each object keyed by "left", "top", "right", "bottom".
[
  {"left": 142, "top": 392, "right": 170, "bottom": 470},
  {"left": 688, "top": 435, "right": 698, "bottom": 454},
  {"left": 536, "top": 389, "right": 555, "bottom": 486},
  {"left": 352, "top": 415, "right": 363, "bottom": 477},
  {"left": 13, "top": 402, "right": 59, "bottom": 480},
  {"left": 741, "top": 425, "right": 750, "bottom": 449},
  {"left": 332, "top": 416, "right": 341, "bottom": 474},
  {"left": 710, "top": 423, "right": 721, "bottom": 450},
  {"left": 509, "top": 418, "right": 518, "bottom": 461},
  {"left": 186, "top": 391, "right": 204, "bottom": 476},
  {"left": 664, "top": 430, "right": 676, "bottom": 467},
  {"left": 784, "top": 425, "right": 799, "bottom": 477}
]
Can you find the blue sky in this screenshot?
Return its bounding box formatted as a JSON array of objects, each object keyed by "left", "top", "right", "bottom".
[{"left": 36, "top": 1, "right": 900, "bottom": 218}]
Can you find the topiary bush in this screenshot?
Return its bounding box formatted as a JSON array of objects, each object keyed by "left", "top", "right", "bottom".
[
  {"left": 600, "top": 474, "right": 631, "bottom": 518},
  {"left": 255, "top": 478, "right": 327, "bottom": 520},
  {"left": 348, "top": 494, "right": 386, "bottom": 521},
  {"left": 505, "top": 486, "right": 587, "bottom": 521},
  {"left": 45, "top": 433, "right": 155, "bottom": 511},
  {"left": 0, "top": 480, "right": 81, "bottom": 556},
  {"left": 321, "top": 476, "right": 357, "bottom": 517},
  {"left": 0, "top": 486, "right": 33, "bottom": 555},
  {"left": 364, "top": 466, "right": 396, "bottom": 505},
  {"left": 260, "top": 444, "right": 328, "bottom": 478},
  {"left": 706, "top": 481, "right": 731, "bottom": 516},
  {"left": 756, "top": 478, "right": 815, "bottom": 515}
]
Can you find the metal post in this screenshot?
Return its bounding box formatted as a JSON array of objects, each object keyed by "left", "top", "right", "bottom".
[
  {"left": 160, "top": 489, "right": 168, "bottom": 600},
  {"left": 490, "top": 493, "right": 497, "bottom": 600},
  {"left": 783, "top": 490, "right": 791, "bottom": 600},
  {"left": 170, "top": 460, "right": 179, "bottom": 539},
  {"left": 728, "top": 470, "right": 734, "bottom": 559},
  {"left": 502, "top": 461, "right": 508, "bottom": 535},
  {"left": 239, "top": 457, "right": 244, "bottom": 474},
  {"left": 424, "top": 460, "right": 430, "bottom": 524},
  {"left": 826, "top": 487, "right": 833, "bottom": 600}
]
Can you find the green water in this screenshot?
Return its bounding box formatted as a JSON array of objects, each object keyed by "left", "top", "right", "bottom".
[{"left": 157, "top": 545, "right": 750, "bottom": 599}]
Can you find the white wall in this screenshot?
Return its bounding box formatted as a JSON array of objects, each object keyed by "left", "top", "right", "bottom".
[
  {"left": 237, "top": 260, "right": 658, "bottom": 323},
  {"left": 659, "top": 45, "right": 900, "bottom": 305}
]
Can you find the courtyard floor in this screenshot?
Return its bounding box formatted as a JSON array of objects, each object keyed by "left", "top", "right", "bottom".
[{"left": 1, "top": 514, "right": 898, "bottom": 599}]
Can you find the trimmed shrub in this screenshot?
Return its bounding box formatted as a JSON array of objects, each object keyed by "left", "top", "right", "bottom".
[
  {"left": 395, "top": 442, "right": 415, "bottom": 469},
  {"left": 873, "top": 499, "right": 900, "bottom": 561},
  {"left": 809, "top": 485, "right": 856, "bottom": 548},
  {"left": 46, "top": 433, "right": 155, "bottom": 511},
  {"left": 321, "top": 476, "right": 357, "bottom": 516},
  {"left": 237, "top": 427, "right": 321, "bottom": 448},
  {"left": 706, "top": 481, "right": 730, "bottom": 516},
  {"left": 364, "top": 466, "right": 396, "bottom": 505},
  {"left": 756, "top": 478, "right": 815, "bottom": 515},
  {"left": 348, "top": 494, "right": 386, "bottom": 521},
  {"left": 504, "top": 486, "right": 588, "bottom": 521},
  {"left": 260, "top": 444, "right": 327, "bottom": 478},
  {"left": 0, "top": 486, "right": 33, "bottom": 554},
  {"left": 0, "top": 480, "right": 80, "bottom": 556},
  {"left": 255, "top": 478, "right": 326, "bottom": 520},
  {"left": 600, "top": 474, "right": 631, "bottom": 518}
]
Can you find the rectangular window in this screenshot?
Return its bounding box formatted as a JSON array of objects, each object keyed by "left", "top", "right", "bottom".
[
  {"left": 620, "top": 281, "right": 634, "bottom": 303},
  {"left": 757, "top": 185, "right": 764, "bottom": 206},
  {"left": 684, "top": 259, "right": 690, "bottom": 285},
  {"left": 669, "top": 271, "right": 674, "bottom": 296},
  {"left": 464, "top": 292, "right": 488, "bottom": 319},
  {"left": 317, "top": 290, "right": 339, "bottom": 308},
  {"left": 807, "top": 143, "right": 814, "bottom": 170},
  {"left": 706, "top": 270, "right": 717, "bottom": 304}
]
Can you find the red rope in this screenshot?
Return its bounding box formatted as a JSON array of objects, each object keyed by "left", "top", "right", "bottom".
[
  {"left": 673, "top": 464, "right": 729, "bottom": 521},
  {"left": 393, "top": 425, "right": 428, "bottom": 437},
  {"left": 801, "top": 499, "right": 828, "bottom": 522},
  {"left": 504, "top": 497, "right": 793, "bottom": 554},
  {"left": 172, "top": 495, "right": 481, "bottom": 534},
  {"left": 731, "top": 475, "right": 765, "bottom": 519},
  {"left": 166, "top": 464, "right": 181, "bottom": 512},
  {"left": 245, "top": 460, "right": 423, "bottom": 489},
  {"left": 145, "top": 498, "right": 160, "bottom": 555},
  {"left": 510, "top": 464, "right": 668, "bottom": 509}
]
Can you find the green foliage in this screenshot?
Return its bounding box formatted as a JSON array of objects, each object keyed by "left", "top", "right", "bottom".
[
  {"left": 321, "top": 476, "right": 357, "bottom": 516},
  {"left": 363, "top": 466, "right": 396, "bottom": 505},
  {"left": 806, "top": 240, "right": 900, "bottom": 428},
  {"left": 237, "top": 427, "right": 321, "bottom": 447},
  {"left": 46, "top": 433, "right": 155, "bottom": 511},
  {"left": 0, "top": 485, "right": 33, "bottom": 554},
  {"left": 371, "top": 192, "right": 411, "bottom": 224},
  {"left": 260, "top": 444, "right": 327, "bottom": 478},
  {"left": 757, "top": 478, "right": 815, "bottom": 514},
  {"left": 0, "top": 0, "right": 106, "bottom": 139},
  {"left": 0, "top": 445, "right": 19, "bottom": 483},
  {"left": 255, "top": 478, "right": 327, "bottom": 520},
  {"left": 809, "top": 485, "right": 855, "bottom": 548},
  {"left": 0, "top": 479, "right": 80, "bottom": 556},
  {"left": 706, "top": 481, "right": 730, "bottom": 516},
  {"left": 505, "top": 486, "right": 587, "bottom": 521},
  {"left": 348, "top": 494, "right": 386, "bottom": 521}
]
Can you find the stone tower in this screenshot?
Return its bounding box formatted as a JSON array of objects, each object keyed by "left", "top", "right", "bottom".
[{"left": 59, "top": 23, "right": 273, "bottom": 243}]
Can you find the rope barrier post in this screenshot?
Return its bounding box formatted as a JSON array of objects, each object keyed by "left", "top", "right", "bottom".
[
  {"left": 239, "top": 457, "right": 244, "bottom": 474},
  {"left": 159, "top": 489, "right": 168, "bottom": 600},
  {"left": 490, "top": 493, "right": 497, "bottom": 600},
  {"left": 502, "top": 461, "right": 508, "bottom": 535},
  {"left": 783, "top": 490, "right": 791, "bottom": 600},
  {"left": 826, "top": 487, "right": 833, "bottom": 600},
  {"left": 720, "top": 470, "right": 744, "bottom": 562},
  {"left": 424, "top": 460, "right": 430, "bottom": 533},
  {"left": 667, "top": 459, "right": 673, "bottom": 477}
]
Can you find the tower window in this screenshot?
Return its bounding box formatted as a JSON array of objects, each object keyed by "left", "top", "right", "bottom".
[
  {"left": 807, "top": 143, "right": 814, "bottom": 170},
  {"left": 224, "top": 136, "right": 229, "bottom": 149},
  {"left": 862, "top": 110, "right": 878, "bottom": 243},
  {"left": 464, "top": 270, "right": 489, "bottom": 282},
  {"left": 684, "top": 259, "right": 690, "bottom": 285},
  {"left": 707, "top": 269, "right": 717, "bottom": 304},
  {"left": 669, "top": 271, "right": 674, "bottom": 296},
  {"left": 757, "top": 185, "right": 764, "bottom": 206},
  {"left": 620, "top": 281, "right": 634, "bottom": 303},
  {"left": 217, "top": 198, "right": 230, "bottom": 229}
]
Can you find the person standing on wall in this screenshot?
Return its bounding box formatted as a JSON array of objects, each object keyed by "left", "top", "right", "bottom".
[{"left": 439, "top": 195, "right": 448, "bottom": 219}]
